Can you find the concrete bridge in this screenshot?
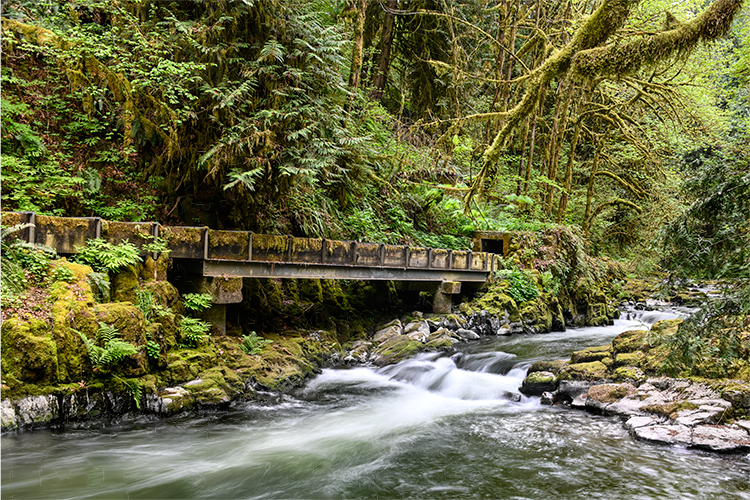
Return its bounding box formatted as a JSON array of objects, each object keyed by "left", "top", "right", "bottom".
[{"left": 2, "top": 212, "right": 499, "bottom": 319}]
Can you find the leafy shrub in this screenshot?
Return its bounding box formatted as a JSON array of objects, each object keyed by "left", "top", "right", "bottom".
[
  {"left": 87, "top": 272, "right": 111, "bottom": 303},
  {"left": 182, "top": 293, "right": 213, "bottom": 313},
  {"left": 78, "top": 322, "right": 138, "bottom": 373},
  {"left": 74, "top": 238, "right": 142, "bottom": 273},
  {"left": 180, "top": 317, "right": 211, "bottom": 348},
  {"left": 51, "top": 265, "right": 75, "bottom": 284},
  {"left": 240, "top": 331, "right": 272, "bottom": 355},
  {"left": 136, "top": 288, "right": 172, "bottom": 322},
  {"left": 146, "top": 340, "right": 161, "bottom": 360},
  {"left": 497, "top": 269, "right": 540, "bottom": 304}
]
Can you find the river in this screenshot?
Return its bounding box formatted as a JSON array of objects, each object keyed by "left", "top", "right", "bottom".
[{"left": 2, "top": 310, "right": 749, "bottom": 499}]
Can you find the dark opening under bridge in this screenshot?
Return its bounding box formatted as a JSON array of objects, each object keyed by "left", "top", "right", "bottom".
[{"left": 2, "top": 212, "right": 501, "bottom": 316}]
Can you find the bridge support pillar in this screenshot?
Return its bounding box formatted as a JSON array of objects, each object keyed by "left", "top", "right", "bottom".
[
  {"left": 432, "top": 281, "right": 461, "bottom": 314},
  {"left": 189, "top": 276, "right": 244, "bottom": 336}
]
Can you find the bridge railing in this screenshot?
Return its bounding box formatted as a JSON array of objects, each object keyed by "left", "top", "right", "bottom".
[{"left": 2, "top": 212, "right": 498, "bottom": 273}]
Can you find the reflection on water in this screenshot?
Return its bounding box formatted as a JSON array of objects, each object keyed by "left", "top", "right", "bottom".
[{"left": 2, "top": 313, "right": 749, "bottom": 499}]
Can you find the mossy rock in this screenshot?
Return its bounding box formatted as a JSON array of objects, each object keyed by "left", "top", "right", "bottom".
[
  {"left": 183, "top": 366, "right": 245, "bottom": 405},
  {"left": 614, "top": 351, "right": 645, "bottom": 368},
  {"left": 650, "top": 319, "right": 683, "bottom": 338},
  {"left": 558, "top": 361, "right": 609, "bottom": 381},
  {"left": 587, "top": 383, "right": 637, "bottom": 403},
  {"left": 94, "top": 303, "right": 149, "bottom": 377},
  {"left": 527, "top": 359, "right": 567, "bottom": 374},
  {"left": 371, "top": 335, "right": 423, "bottom": 367},
  {"left": 612, "top": 366, "right": 647, "bottom": 385},
  {"left": 612, "top": 329, "right": 649, "bottom": 354},
  {"left": 640, "top": 344, "right": 671, "bottom": 374},
  {"left": 1, "top": 317, "right": 59, "bottom": 386},
  {"left": 570, "top": 344, "right": 611, "bottom": 364},
  {"left": 111, "top": 264, "right": 140, "bottom": 303},
  {"left": 467, "top": 286, "right": 520, "bottom": 322},
  {"left": 520, "top": 298, "right": 553, "bottom": 332},
  {"left": 163, "top": 349, "right": 219, "bottom": 386},
  {"left": 520, "top": 371, "right": 558, "bottom": 396}
]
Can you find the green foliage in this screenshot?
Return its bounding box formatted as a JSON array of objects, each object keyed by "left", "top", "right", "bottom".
[
  {"left": 182, "top": 293, "right": 213, "bottom": 313},
  {"left": 78, "top": 322, "right": 138, "bottom": 373},
  {"left": 145, "top": 340, "right": 161, "bottom": 360},
  {"left": 179, "top": 317, "right": 210, "bottom": 348},
  {"left": 240, "top": 331, "right": 272, "bottom": 355},
  {"left": 136, "top": 287, "right": 172, "bottom": 322},
  {"left": 87, "top": 272, "right": 111, "bottom": 303},
  {"left": 496, "top": 269, "right": 540, "bottom": 304},
  {"left": 74, "top": 238, "right": 142, "bottom": 274},
  {"left": 51, "top": 265, "right": 75, "bottom": 284},
  {"left": 658, "top": 286, "right": 750, "bottom": 379}
]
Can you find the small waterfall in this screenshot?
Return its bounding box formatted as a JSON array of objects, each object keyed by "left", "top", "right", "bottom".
[{"left": 376, "top": 352, "right": 528, "bottom": 402}]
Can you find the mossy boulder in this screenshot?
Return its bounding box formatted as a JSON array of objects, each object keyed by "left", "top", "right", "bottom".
[
  {"left": 612, "top": 366, "right": 647, "bottom": 385},
  {"left": 94, "top": 302, "right": 148, "bottom": 376},
  {"left": 183, "top": 366, "right": 245, "bottom": 405},
  {"left": 614, "top": 351, "right": 645, "bottom": 368},
  {"left": 558, "top": 361, "right": 609, "bottom": 381},
  {"left": 371, "top": 335, "right": 423, "bottom": 367},
  {"left": 649, "top": 319, "right": 683, "bottom": 338},
  {"left": 520, "top": 371, "right": 558, "bottom": 396},
  {"left": 520, "top": 298, "right": 553, "bottom": 333},
  {"left": 570, "top": 345, "right": 611, "bottom": 364},
  {"left": 461, "top": 286, "right": 520, "bottom": 322},
  {"left": 528, "top": 359, "right": 567, "bottom": 374},
  {"left": 612, "top": 329, "right": 649, "bottom": 354},
  {"left": 1, "top": 317, "right": 58, "bottom": 385},
  {"left": 587, "top": 383, "right": 637, "bottom": 404},
  {"left": 111, "top": 264, "right": 139, "bottom": 303},
  {"left": 163, "top": 348, "right": 220, "bottom": 386}
]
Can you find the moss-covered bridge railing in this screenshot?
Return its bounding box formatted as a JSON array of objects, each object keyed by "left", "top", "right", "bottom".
[{"left": 2, "top": 212, "right": 499, "bottom": 313}]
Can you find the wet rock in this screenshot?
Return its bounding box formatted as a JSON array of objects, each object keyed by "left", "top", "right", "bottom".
[
  {"left": 149, "top": 386, "right": 194, "bottom": 415},
  {"left": 673, "top": 406, "right": 727, "bottom": 427},
  {"left": 691, "top": 425, "right": 750, "bottom": 452},
  {"left": 1, "top": 400, "right": 18, "bottom": 431},
  {"left": 455, "top": 328, "right": 480, "bottom": 341},
  {"left": 370, "top": 335, "right": 423, "bottom": 367},
  {"left": 625, "top": 416, "right": 662, "bottom": 430},
  {"left": 611, "top": 366, "right": 647, "bottom": 385},
  {"left": 540, "top": 392, "right": 554, "bottom": 405},
  {"left": 520, "top": 371, "right": 558, "bottom": 396},
  {"left": 373, "top": 319, "right": 402, "bottom": 343},
  {"left": 528, "top": 359, "right": 566, "bottom": 375},
  {"left": 16, "top": 395, "right": 60, "bottom": 427},
  {"left": 343, "top": 340, "right": 371, "bottom": 365},
  {"left": 555, "top": 380, "right": 597, "bottom": 407},
  {"left": 558, "top": 361, "right": 609, "bottom": 381},
  {"left": 403, "top": 321, "right": 430, "bottom": 343},
  {"left": 633, "top": 424, "right": 692, "bottom": 445},
  {"left": 570, "top": 345, "right": 611, "bottom": 364}
]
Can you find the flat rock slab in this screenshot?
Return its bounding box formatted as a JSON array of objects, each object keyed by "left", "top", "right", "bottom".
[
  {"left": 692, "top": 425, "right": 750, "bottom": 452},
  {"left": 633, "top": 424, "right": 692, "bottom": 445}
]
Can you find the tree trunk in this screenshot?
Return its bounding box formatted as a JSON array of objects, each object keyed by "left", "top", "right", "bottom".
[
  {"left": 583, "top": 135, "right": 606, "bottom": 235},
  {"left": 348, "top": 0, "right": 367, "bottom": 89},
  {"left": 370, "top": 0, "right": 398, "bottom": 101}
]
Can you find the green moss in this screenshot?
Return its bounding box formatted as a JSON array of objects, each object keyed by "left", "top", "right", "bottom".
[
  {"left": 649, "top": 319, "right": 683, "bottom": 338},
  {"left": 528, "top": 359, "right": 567, "bottom": 374},
  {"left": 643, "top": 401, "right": 699, "bottom": 419},
  {"left": 111, "top": 264, "right": 139, "bottom": 302},
  {"left": 611, "top": 366, "right": 646, "bottom": 385},
  {"left": 466, "top": 285, "right": 520, "bottom": 321},
  {"left": 570, "top": 344, "right": 611, "bottom": 364},
  {"left": 373, "top": 335, "right": 423, "bottom": 366},
  {"left": 588, "top": 383, "right": 635, "bottom": 403},
  {"left": 520, "top": 298, "right": 553, "bottom": 332},
  {"left": 612, "top": 329, "right": 649, "bottom": 354},
  {"left": 1, "top": 317, "right": 59, "bottom": 389},
  {"left": 558, "top": 361, "right": 609, "bottom": 381},
  {"left": 614, "top": 351, "right": 645, "bottom": 368}
]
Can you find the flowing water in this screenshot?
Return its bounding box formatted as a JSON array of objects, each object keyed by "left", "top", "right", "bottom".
[{"left": 3, "top": 310, "right": 749, "bottom": 499}]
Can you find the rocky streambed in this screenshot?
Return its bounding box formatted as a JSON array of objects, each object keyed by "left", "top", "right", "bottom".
[{"left": 520, "top": 319, "right": 750, "bottom": 453}]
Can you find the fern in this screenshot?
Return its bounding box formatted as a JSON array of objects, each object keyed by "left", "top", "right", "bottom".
[
  {"left": 75, "top": 238, "right": 142, "bottom": 273},
  {"left": 87, "top": 272, "right": 111, "bottom": 303},
  {"left": 78, "top": 322, "right": 138, "bottom": 373}
]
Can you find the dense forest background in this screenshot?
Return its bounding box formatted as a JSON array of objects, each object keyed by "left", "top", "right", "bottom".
[{"left": 1, "top": 0, "right": 748, "bottom": 280}]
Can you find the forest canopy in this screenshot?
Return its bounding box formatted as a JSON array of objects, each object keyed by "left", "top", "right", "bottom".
[{"left": 1, "top": 0, "right": 748, "bottom": 279}]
